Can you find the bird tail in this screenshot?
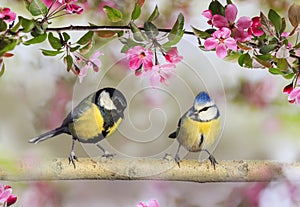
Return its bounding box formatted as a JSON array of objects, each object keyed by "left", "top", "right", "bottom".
[{"left": 28, "top": 127, "right": 67, "bottom": 144}]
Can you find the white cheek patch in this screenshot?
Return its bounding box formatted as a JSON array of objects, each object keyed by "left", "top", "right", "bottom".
[
  {"left": 199, "top": 107, "right": 218, "bottom": 121},
  {"left": 99, "top": 91, "right": 117, "bottom": 110}
]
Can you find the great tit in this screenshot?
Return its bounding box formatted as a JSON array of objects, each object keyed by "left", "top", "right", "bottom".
[
  {"left": 168, "top": 91, "right": 221, "bottom": 169},
  {"left": 29, "top": 87, "right": 127, "bottom": 168}
]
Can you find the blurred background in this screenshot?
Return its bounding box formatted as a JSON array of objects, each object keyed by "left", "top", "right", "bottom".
[{"left": 1, "top": 0, "right": 300, "bottom": 206}]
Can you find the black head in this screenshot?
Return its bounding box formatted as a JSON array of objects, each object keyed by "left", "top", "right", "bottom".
[{"left": 95, "top": 87, "right": 127, "bottom": 114}]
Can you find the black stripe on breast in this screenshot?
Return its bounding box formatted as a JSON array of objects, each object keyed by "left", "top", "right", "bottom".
[{"left": 199, "top": 134, "right": 204, "bottom": 147}]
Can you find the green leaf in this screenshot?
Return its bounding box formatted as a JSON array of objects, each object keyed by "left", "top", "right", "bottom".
[
  {"left": 25, "top": 0, "right": 48, "bottom": 16},
  {"left": 48, "top": 32, "right": 62, "bottom": 50},
  {"left": 277, "top": 58, "right": 289, "bottom": 71},
  {"left": 268, "top": 9, "right": 282, "bottom": 34},
  {"left": 23, "top": 33, "right": 47, "bottom": 45},
  {"left": 0, "top": 19, "right": 7, "bottom": 32},
  {"left": 70, "top": 45, "right": 81, "bottom": 53},
  {"left": 260, "top": 12, "right": 276, "bottom": 37},
  {"left": 0, "top": 38, "right": 17, "bottom": 56},
  {"left": 226, "top": 0, "right": 233, "bottom": 4},
  {"left": 284, "top": 73, "right": 295, "bottom": 79},
  {"left": 121, "top": 45, "right": 130, "bottom": 53},
  {"left": 280, "top": 17, "right": 286, "bottom": 34},
  {"left": 192, "top": 26, "right": 211, "bottom": 39},
  {"left": 0, "top": 63, "right": 5, "bottom": 77},
  {"left": 103, "top": 6, "right": 123, "bottom": 22},
  {"left": 10, "top": 17, "right": 22, "bottom": 33},
  {"left": 41, "top": 49, "right": 63, "bottom": 56},
  {"left": 129, "top": 22, "right": 147, "bottom": 42},
  {"left": 131, "top": 3, "right": 141, "bottom": 20},
  {"left": 144, "top": 21, "right": 158, "bottom": 39},
  {"left": 255, "top": 54, "right": 272, "bottom": 61},
  {"left": 238, "top": 53, "right": 252, "bottom": 68},
  {"left": 77, "top": 31, "right": 94, "bottom": 45},
  {"left": 65, "top": 55, "right": 73, "bottom": 71},
  {"left": 62, "top": 32, "right": 70, "bottom": 42},
  {"left": 147, "top": 5, "right": 159, "bottom": 22},
  {"left": 209, "top": 1, "right": 225, "bottom": 16},
  {"left": 163, "top": 13, "right": 184, "bottom": 49},
  {"left": 259, "top": 44, "right": 277, "bottom": 54},
  {"left": 269, "top": 67, "right": 283, "bottom": 75},
  {"left": 20, "top": 17, "right": 35, "bottom": 33},
  {"left": 294, "top": 42, "right": 300, "bottom": 49}
]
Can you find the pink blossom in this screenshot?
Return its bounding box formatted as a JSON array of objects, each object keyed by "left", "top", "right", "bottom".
[
  {"left": 126, "top": 46, "right": 153, "bottom": 71},
  {"left": 288, "top": 87, "right": 300, "bottom": 104},
  {"left": 4, "top": 186, "right": 17, "bottom": 207},
  {"left": 136, "top": 199, "right": 160, "bottom": 207},
  {"left": 0, "top": 8, "right": 16, "bottom": 23},
  {"left": 58, "top": 0, "right": 83, "bottom": 14},
  {"left": 165, "top": 47, "right": 183, "bottom": 64},
  {"left": 0, "top": 184, "right": 12, "bottom": 204},
  {"left": 212, "top": 4, "right": 252, "bottom": 42},
  {"left": 248, "top": 17, "right": 264, "bottom": 37},
  {"left": 78, "top": 51, "right": 103, "bottom": 83},
  {"left": 204, "top": 27, "right": 237, "bottom": 58},
  {"left": 147, "top": 63, "right": 175, "bottom": 87},
  {"left": 283, "top": 82, "right": 300, "bottom": 105},
  {"left": 202, "top": 9, "right": 212, "bottom": 25}
]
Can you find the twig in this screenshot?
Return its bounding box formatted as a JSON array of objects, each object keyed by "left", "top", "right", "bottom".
[
  {"left": 1, "top": 158, "right": 299, "bottom": 182},
  {"left": 46, "top": 25, "right": 195, "bottom": 35}
]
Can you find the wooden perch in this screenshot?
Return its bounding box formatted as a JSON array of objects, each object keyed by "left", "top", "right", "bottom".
[{"left": 1, "top": 158, "right": 300, "bottom": 182}]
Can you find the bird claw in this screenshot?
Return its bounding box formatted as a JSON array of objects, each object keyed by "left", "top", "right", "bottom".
[
  {"left": 174, "top": 154, "right": 181, "bottom": 168},
  {"left": 68, "top": 151, "right": 78, "bottom": 169},
  {"left": 102, "top": 151, "right": 115, "bottom": 159},
  {"left": 163, "top": 153, "right": 173, "bottom": 161},
  {"left": 208, "top": 155, "right": 218, "bottom": 170}
]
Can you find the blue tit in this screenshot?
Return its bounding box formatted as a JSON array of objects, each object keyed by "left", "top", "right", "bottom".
[
  {"left": 29, "top": 87, "right": 127, "bottom": 168},
  {"left": 168, "top": 91, "right": 221, "bottom": 169}
]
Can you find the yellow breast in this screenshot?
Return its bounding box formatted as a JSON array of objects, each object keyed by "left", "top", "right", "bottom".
[
  {"left": 177, "top": 116, "right": 221, "bottom": 152},
  {"left": 70, "top": 104, "right": 104, "bottom": 142}
]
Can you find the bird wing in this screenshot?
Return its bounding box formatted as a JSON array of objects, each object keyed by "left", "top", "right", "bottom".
[{"left": 168, "top": 109, "right": 189, "bottom": 139}]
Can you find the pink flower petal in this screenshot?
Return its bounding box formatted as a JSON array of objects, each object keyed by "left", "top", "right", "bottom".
[
  {"left": 234, "top": 28, "right": 251, "bottom": 42},
  {"left": 204, "top": 37, "right": 218, "bottom": 50},
  {"left": 236, "top": 16, "right": 252, "bottom": 29},
  {"left": 78, "top": 65, "right": 89, "bottom": 83},
  {"left": 212, "top": 14, "right": 228, "bottom": 28},
  {"left": 165, "top": 47, "right": 183, "bottom": 64},
  {"left": 251, "top": 27, "right": 264, "bottom": 36},
  {"left": 148, "top": 199, "right": 160, "bottom": 207},
  {"left": 219, "top": 27, "right": 231, "bottom": 38},
  {"left": 224, "top": 37, "right": 237, "bottom": 50},
  {"left": 216, "top": 44, "right": 228, "bottom": 58},
  {"left": 129, "top": 56, "right": 142, "bottom": 70},
  {"left": 225, "top": 4, "right": 237, "bottom": 22},
  {"left": 202, "top": 10, "right": 212, "bottom": 19},
  {"left": 66, "top": 4, "right": 83, "bottom": 14},
  {"left": 0, "top": 188, "right": 12, "bottom": 203},
  {"left": 289, "top": 88, "right": 300, "bottom": 100},
  {"left": 143, "top": 58, "right": 153, "bottom": 71}
]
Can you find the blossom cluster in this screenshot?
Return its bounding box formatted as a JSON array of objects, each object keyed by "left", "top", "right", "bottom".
[
  {"left": 126, "top": 46, "right": 183, "bottom": 87},
  {"left": 202, "top": 4, "right": 263, "bottom": 58},
  {"left": 0, "top": 184, "right": 17, "bottom": 207},
  {"left": 0, "top": 8, "right": 16, "bottom": 24},
  {"left": 43, "top": 0, "right": 83, "bottom": 16}
]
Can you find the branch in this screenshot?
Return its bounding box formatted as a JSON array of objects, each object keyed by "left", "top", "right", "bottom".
[
  {"left": 2, "top": 158, "right": 300, "bottom": 182},
  {"left": 45, "top": 25, "right": 195, "bottom": 35}
]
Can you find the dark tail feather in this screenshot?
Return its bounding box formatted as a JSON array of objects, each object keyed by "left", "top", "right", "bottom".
[
  {"left": 168, "top": 131, "right": 177, "bottom": 139},
  {"left": 29, "top": 127, "right": 66, "bottom": 144}
]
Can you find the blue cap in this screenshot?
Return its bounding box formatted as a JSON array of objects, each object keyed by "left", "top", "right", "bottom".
[{"left": 194, "top": 91, "right": 211, "bottom": 105}]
